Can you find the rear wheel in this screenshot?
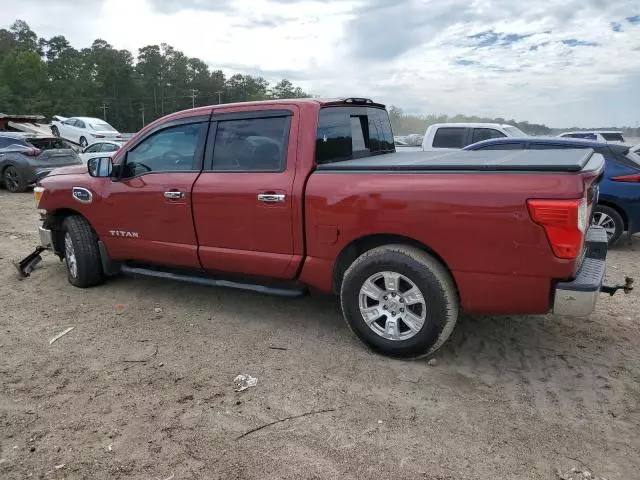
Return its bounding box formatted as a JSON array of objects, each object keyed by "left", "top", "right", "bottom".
[
  {"left": 340, "top": 245, "right": 458, "bottom": 358},
  {"left": 592, "top": 205, "right": 624, "bottom": 246},
  {"left": 62, "top": 216, "right": 104, "bottom": 288},
  {"left": 3, "top": 166, "right": 28, "bottom": 193}
]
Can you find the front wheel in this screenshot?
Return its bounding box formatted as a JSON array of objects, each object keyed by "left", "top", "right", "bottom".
[
  {"left": 62, "top": 216, "right": 105, "bottom": 288},
  {"left": 340, "top": 245, "right": 458, "bottom": 358},
  {"left": 592, "top": 205, "right": 624, "bottom": 246},
  {"left": 3, "top": 166, "right": 28, "bottom": 193}
]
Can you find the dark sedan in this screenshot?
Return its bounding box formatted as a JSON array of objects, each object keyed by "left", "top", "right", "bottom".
[
  {"left": 464, "top": 136, "right": 640, "bottom": 245},
  {"left": 0, "top": 133, "right": 82, "bottom": 192}
]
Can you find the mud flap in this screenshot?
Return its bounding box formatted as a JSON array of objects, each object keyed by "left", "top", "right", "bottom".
[{"left": 14, "top": 246, "right": 46, "bottom": 278}]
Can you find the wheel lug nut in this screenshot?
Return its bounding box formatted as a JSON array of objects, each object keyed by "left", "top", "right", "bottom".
[
  {"left": 383, "top": 295, "right": 388, "bottom": 300},
  {"left": 400, "top": 308, "right": 404, "bottom": 313},
  {"left": 391, "top": 311, "right": 396, "bottom": 316},
  {"left": 399, "top": 298, "right": 404, "bottom": 303},
  {"left": 382, "top": 305, "right": 387, "bottom": 310}
]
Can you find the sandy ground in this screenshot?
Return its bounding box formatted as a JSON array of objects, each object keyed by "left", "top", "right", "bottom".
[{"left": 0, "top": 190, "right": 639, "bottom": 480}]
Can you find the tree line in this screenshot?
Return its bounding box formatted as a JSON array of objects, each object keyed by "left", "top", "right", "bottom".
[{"left": 0, "top": 20, "right": 311, "bottom": 132}]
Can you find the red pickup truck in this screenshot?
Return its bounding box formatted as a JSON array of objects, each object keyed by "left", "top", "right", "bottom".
[{"left": 24, "top": 98, "right": 631, "bottom": 358}]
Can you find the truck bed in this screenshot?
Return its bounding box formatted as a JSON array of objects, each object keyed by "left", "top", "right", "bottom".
[{"left": 316, "top": 149, "right": 600, "bottom": 173}]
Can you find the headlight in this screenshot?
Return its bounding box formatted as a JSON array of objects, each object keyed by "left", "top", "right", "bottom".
[{"left": 34, "top": 186, "right": 45, "bottom": 208}]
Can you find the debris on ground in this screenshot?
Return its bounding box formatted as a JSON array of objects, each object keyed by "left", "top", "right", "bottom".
[
  {"left": 427, "top": 358, "right": 439, "bottom": 367},
  {"left": 54, "top": 464, "right": 65, "bottom": 470},
  {"left": 49, "top": 327, "right": 74, "bottom": 345},
  {"left": 154, "top": 307, "right": 163, "bottom": 314},
  {"left": 234, "top": 374, "right": 258, "bottom": 392},
  {"left": 237, "top": 408, "right": 337, "bottom": 439},
  {"left": 122, "top": 346, "right": 158, "bottom": 363},
  {"left": 114, "top": 304, "right": 127, "bottom": 315},
  {"left": 556, "top": 466, "right": 608, "bottom": 480},
  {"left": 269, "top": 345, "right": 288, "bottom": 351}
]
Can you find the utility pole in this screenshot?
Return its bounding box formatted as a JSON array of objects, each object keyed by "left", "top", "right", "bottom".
[
  {"left": 100, "top": 102, "right": 109, "bottom": 120},
  {"left": 188, "top": 88, "right": 198, "bottom": 109},
  {"left": 140, "top": 103, "right": 145, "bottom": 128},
  {"left": 216, "top": 91, "right": 223, "bottom": 104}
]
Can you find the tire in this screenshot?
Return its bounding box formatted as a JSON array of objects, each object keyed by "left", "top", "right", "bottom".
[
  {"left": 340, "top": 245, "right": 458, "bottom": 358},
  {"left": 3, "top": 165, "right": 28, "bottom": 193},
  {"left": 592, "top": 205, "right": 624, "bottom": 246},
  {"left": 62, "top": 216, "right": 105, "bottom": 288},
  {"left": 79, "top": 137, "right": 88, "bottom": 148},
  {"left": 51, "top": 126, "right": 59, "bottom": 137}
]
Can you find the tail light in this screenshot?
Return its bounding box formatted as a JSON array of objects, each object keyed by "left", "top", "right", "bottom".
[
  {"left": 26, "top": 148, "right": 43, "bottom": 157},
  {"left": 92, "top": 134, "right": 105, "bottom": 139},
  {"left": 611, "top": 173, "right": 640, "bottom": 183},
  {"left": 527, "top": 196, "right": 588, "bottom": 259}
]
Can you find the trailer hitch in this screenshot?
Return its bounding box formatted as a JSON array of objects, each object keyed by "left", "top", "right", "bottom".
[
  {"left": 601, "top": 277, "right": 634, "bottom": 296},
  {"left": 14, "top": 246, "right": 46, "bottom": 279}
]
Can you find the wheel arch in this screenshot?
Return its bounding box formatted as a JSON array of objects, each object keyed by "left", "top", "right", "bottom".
[
  {"left": 46, "top": 208, "right": 99, "bottom": 254},
  {"left": 332, "top": 233, "right": 458, "bottom": 297}
]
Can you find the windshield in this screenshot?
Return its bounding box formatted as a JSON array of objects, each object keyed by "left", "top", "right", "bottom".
[
  {"left": 601, "top": 132, "right": 625, "bottom": 142},
  {"left": 90, "top": 122, "right": 116, "bottom": 132},
  {"left": 503, "top": 126, "right": 527, "bottom": 137}
]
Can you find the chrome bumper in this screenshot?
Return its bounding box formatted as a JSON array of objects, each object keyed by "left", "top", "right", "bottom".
[
  {"left": 553, "top": 227, "right": 607, "bottom": 317},
  {"left": 38, "top": 226, "right": 54, "bottom": 249}
]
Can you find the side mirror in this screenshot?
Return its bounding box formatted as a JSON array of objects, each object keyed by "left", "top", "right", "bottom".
[{"left": 87, "top": 157, "right": 113, "bottom": 178}]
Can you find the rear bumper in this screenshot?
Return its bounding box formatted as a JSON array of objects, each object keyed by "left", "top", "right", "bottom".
[{"left": 553, "top": 226, "right": 607, "bottom": 317}]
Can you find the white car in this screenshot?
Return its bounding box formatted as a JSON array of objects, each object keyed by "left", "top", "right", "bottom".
[
  {"left": 79, "top": 140, "right": 124, "bottom": 164},
  {"left": 421, "top": 123, "right": 527, "bottom": 151},
  {"left": 51, "top": 116, "right": 122, "bottom": 148},
  {"left": 558, "top": 131, "right": 626, "bottom": 144}
]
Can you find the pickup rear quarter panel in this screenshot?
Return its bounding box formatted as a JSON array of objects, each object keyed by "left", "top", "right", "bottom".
[{"left": 301, "top": 171, "right": 587, "bottom": 315}]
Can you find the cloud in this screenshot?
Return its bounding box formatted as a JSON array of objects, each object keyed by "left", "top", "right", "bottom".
[{"left": 1, "top": 0, "right": 639, "bottom": 127}]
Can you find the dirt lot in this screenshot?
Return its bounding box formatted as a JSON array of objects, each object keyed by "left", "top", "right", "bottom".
[{"left": 1, "top": 190, "right": 639, "bottom": 480}]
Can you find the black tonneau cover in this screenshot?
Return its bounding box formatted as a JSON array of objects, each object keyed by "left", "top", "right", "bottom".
[{"left": 317, "top": 149, "right": 601, "bottom": 173}]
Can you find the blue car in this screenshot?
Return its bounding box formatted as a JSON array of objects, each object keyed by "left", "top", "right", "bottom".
[{"left": 463, "top": 137, "right": 640, "bottom": 245}]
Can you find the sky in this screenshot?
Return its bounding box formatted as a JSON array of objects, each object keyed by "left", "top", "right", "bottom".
[{"left": 1, "top": 0, "right": 639, "bottom": 128}]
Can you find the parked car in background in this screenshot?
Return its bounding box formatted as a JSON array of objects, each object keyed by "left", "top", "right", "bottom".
[
  {"left": 51, "top": 116, "right": 122, "bottom": 148},
  {"left": 464, "top": 137, "right": 640, "bottom": 245},
  {"left": 79, "top": 140, "right": 124, "bottom": 164},
  {"left": 0, "top": 133, "right": 82, "bottom": 192},
  {"left": 421, "top": 123, "right": 527, "bottom": 151},
  {"left": 558, "top": 131, "right": 626, "bottom": 144}
]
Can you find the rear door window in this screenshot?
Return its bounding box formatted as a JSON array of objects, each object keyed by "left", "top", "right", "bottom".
[
  {"left": 316, "top": 107, "right": 395, "bottom": 164},
  {"left": 432, "top": 127, "right": 466, "bottom": 148},
  {"left": 212, "top": 116, "right": 291, "bottom": 171},
  {"left": 471, "top": 128, "right": 506, "bottom": 143}
]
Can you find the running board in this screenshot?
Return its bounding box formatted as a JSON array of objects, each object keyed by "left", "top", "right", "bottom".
[{"left": 119, "top": 265, "right": 308, "bottom": 298}]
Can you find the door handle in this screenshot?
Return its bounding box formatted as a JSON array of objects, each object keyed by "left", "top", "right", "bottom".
[
  {"left": 164, "top": 190, "right": 185, "bottom": 200},
  {"left": 257, "top": 193, "right": 286, "bottom": 203}
]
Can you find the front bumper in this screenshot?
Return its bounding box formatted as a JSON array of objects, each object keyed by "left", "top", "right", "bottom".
[{"left": 553, "top": 226, "right": 607, "bottom": 317}]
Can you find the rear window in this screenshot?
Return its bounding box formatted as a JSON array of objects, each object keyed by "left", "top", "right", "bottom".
[
  {"left": 26, "top": 137, "right": 73, "bottom": 150},
  {"left": 315, "top": 107, "right": 395, "bottom": 164},
  {"left": 432, "top": 127, "right": 466, "bottom": 148},
  {"left": 90, "top": 122, "right": 116, "bottom": 132},
  {"left": 601, "top": 133, "right": 625, "bottom": 142}
]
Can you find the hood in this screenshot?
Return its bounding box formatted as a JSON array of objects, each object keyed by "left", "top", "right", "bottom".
[{"left": 47, "top": 165, "right": 88, "bottom": 176}]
